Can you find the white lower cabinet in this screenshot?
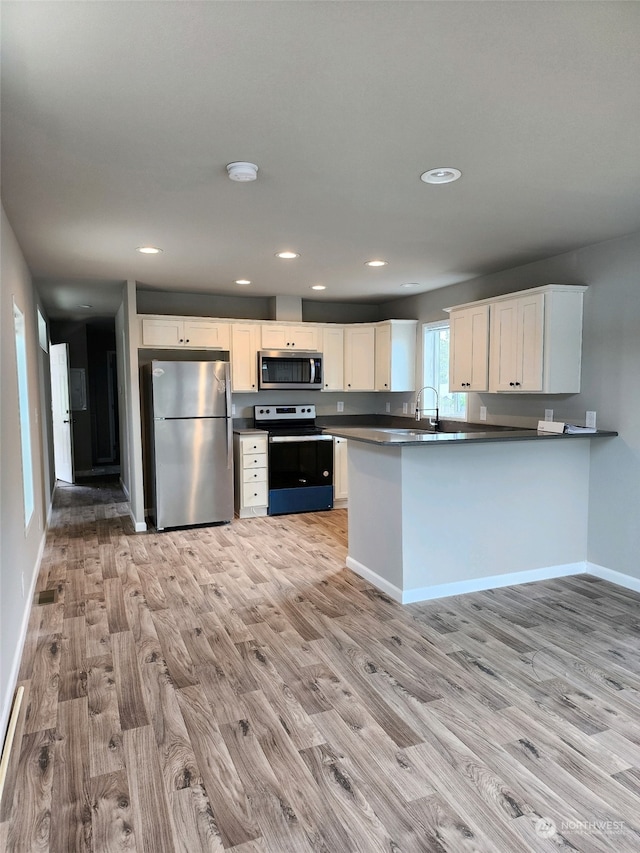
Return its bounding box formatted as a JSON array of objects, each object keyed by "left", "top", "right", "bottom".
[
  {"left": 233, "top": 433, "right": 269, "bottom": 517},
  {"left": 333, "top": 437, "right": 348, "bottom": 504}
]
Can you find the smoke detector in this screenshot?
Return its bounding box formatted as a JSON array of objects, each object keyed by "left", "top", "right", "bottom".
[{"left": 226, "top": 162, "right": 258, "bottom": 182}]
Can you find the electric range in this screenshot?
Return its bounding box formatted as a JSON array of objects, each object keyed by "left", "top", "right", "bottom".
[{"left": 253, "top": 404, "right": 333, "bottom": 515}]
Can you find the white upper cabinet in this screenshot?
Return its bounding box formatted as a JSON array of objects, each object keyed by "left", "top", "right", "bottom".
[
  {"left": 261, "top": 324, "right": 320, "bottom": 350},
  {"left": 449, "top": 305, "right": 489, "bottom": 391},
  {"left": 448, "top": 285, "right": 586, "bottom": 394},
  {"left": 140, "top": 316, "right": 230, "bottom": 349},
  {"left": 490, "top": 293, "right": 544, "bottom": 392},
  {"left": 231, "top": 323, "right": 260, "bottom": 392},
  {"left": 322, "top": 326, "right": 345, "bottom": 391},
  {"left": 344, "top": 325, "right": 376, "bottom": 391},
  {"left": 375, "top": 320, "right": 417, "bottom": 392}
]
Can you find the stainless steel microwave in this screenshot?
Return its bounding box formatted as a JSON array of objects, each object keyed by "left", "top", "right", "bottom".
[{"left": 258, "top": 350, "right": 323, "bottom": 390}]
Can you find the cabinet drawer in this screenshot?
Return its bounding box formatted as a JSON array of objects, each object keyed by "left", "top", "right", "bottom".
[
  {"left": 242, "top": 467, "right": 267, "bottom": 484},
  {"left": 243, "top": 483, "right": 268, "bottom": 507},
  {"left": 241, "top": 437, "right": 268, "bottom": 455},
  {"left": 242, "top": 453, "right": 267, "bottom": 469}
]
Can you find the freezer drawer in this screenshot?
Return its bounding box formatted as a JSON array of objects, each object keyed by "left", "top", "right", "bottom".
[{"left": 153, "top": 417, "right": 233, "bottom": 528}]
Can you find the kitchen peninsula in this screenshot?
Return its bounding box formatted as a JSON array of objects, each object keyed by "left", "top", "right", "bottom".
[{"left": 326, "top": 426, "right": 617, "bottom": 603}]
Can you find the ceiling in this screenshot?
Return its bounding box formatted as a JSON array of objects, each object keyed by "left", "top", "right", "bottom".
[{"left": 2, "top": 1, "right": 640, "bottom": 319}]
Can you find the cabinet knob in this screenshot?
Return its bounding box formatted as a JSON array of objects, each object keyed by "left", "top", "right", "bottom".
[
  {"left": 186, "top": 339, "right": 190, "bottom": 343},
  {"left": 509, "top": 382, "right": 515, "bottom": 387},
  {"left": 179, "top": 338, "right": 184, "bottom": 343},
  {"left": 515, "top": 381, "right": 521, "bottom": 387},
  {"left": 347, "top": 383, "right": 351, "bottom": 387}
]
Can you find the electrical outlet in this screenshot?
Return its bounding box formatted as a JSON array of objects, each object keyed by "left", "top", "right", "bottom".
[
  {"left": 545, "top": 409, "right": 553, "bottom": 422},
  {"left": 479, "top": 406, "right": 487, "bottom": 421},
  {"left": 586, "top": 410, "right": 597, "bottom": 429},
  {"left": 231, "top": 403, "right": 236, "bottom": 416},
  {"left": 385, "top": 402, "right": 391, "bottom": 413},
  {"left": 337, "top": 401, "right": 344, "bottom": 413},
  {"left": 402, "top": 402, "right": 409, "bottom": 414}
]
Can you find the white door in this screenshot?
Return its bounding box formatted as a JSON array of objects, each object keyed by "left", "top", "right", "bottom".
[{"left": 50, "top": 343, "right": 74, "bottom": 483}]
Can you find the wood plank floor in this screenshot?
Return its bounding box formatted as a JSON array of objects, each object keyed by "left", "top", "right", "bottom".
[{"left": 2, "top": 478, "right": 640, "bottom": 851}]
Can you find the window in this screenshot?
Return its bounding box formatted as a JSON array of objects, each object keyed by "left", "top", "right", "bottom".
[
  {"left": 422, "top": 321, "right": 467, "bottom": 420},
  {"left": 13, "top": 299, "right": 35, "bottom": 528}
]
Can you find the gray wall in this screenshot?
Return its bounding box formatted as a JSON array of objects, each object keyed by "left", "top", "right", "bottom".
[
  {"left": 137, "top": 287, "right": 381, "bottom": 324},
  {"left": 382, "top": 230, "right": 640, "bottom": 577},
  {"left": 1, "top": 206, "right": 53, "bottom": 739}
]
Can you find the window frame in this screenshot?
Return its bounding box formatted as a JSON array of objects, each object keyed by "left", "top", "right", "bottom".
[{"left": 422, "top": 320, "right": 468, "bottom": 422}]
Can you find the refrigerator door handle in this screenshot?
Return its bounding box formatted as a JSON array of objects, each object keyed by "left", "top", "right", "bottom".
[{"left": 225, "top": 376, "right": 233, "bottom": 470}]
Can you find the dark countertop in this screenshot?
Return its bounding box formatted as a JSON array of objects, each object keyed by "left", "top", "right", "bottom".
[{"left": 322, "top": 425, "right": 618, "bottom": 446}]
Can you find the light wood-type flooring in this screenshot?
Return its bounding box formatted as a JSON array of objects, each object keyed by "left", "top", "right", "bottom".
[{"left": 2, "top": 479, "right": 640, "bottom": 852}]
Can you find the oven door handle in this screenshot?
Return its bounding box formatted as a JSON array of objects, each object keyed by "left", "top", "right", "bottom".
[{"left": 269, "top": 434, "right": 333, "bottom": 443}]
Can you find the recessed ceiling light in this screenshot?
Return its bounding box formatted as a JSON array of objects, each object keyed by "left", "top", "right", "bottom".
[
  {"left": 311, "top": 285, "right": 326, "bottom": 291},
  {"left": 401, "top": 283, "right": 419, "bottom": 288},
  {"left": 136, "top": 246, "right": 163, "bottom": 254},
  {"left": 365, "top": 259, "right": 388, "bottom": 267},
  {"left": 420, "top": 168, "right": 462, "bottom": 184},
  {"left": 235, "top": 279, "right": 251, "bottom": 285},
  {"left": 275, "top": 251, "right": 300, "bottom": 259},
  {"left": 78, "top": 304, "right": 93, "bottom": 309},
  {"left": 226, "top": 162, "right": 258, "bottom": 182}
]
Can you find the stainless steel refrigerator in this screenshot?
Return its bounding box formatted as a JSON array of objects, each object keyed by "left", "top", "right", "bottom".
[{"left": 145, "top": 360, "right": 234, "bottom": 529}]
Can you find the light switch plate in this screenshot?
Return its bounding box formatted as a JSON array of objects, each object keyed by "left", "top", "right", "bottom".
[
  {"left": 402, "top": 402, "right": 409, "bottom": 414},
  {"left": 545, "top": 409, "right": 553, "bottom": 421},
  {"left": 585, "top": 410, "right": 596, "bottom": 429},
  {"left": 385, "top": 402, "right": 391, "bottom": 413},
  {"left": 480, "top": 406, "right": 487, "bottom": 421},
  {"left": 231, "top": 404, "right": 236, "bottom": 416},
  {"left": 337, "top": 401, "right": 344, "bottom": 413}
]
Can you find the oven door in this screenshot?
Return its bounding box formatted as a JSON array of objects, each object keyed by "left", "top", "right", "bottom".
[{"left": 268, "top": 435, "right": 333, "bottom": 515}]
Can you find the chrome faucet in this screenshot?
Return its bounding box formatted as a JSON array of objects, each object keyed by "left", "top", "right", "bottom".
[{"left": 414, "top": 385, "right": 440, "bottom": 428}]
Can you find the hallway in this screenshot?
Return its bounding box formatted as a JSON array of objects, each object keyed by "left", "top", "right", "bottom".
[{"left": 2, "top": 480, "right": 640, "bottom": 851}]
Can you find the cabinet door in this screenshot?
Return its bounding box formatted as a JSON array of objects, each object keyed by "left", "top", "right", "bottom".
[
  {"left": 344, "top": 326, "right": 375, "bottom": 391},
  {"left": 183, "top": 320, "right": 230, "bottom": 349},
  {"left": 261, "top": 325, "right": 319, "bottom": 350},
  {"left": 231, "top": 324, "right": 259, "bottom": 392},
  {"left": 291, "top": 325, "right": 319, "bottom": 350},
  {"left": 333, "top": 437, "right": 348, "bottom": 501},
  {"left": 374, "top": 324, "right": 391, "bottom": 391},
  {"left": 141, "top": 317, "right": 185, "bottom": 347},
  {"left": 449, "top": 306, "right": 489, "bottom": 391},
  {"left": 516, "top": 294, "right": 544, "bottom": 391},
  {"left": 489, "top": 300, "right": 519, "bottom": 391},
  {"left": 322, "top": 326, "right": 344, "bottom": 391},
  {"left": 489, "top": 295, "right": 544, "bottom": 391}
]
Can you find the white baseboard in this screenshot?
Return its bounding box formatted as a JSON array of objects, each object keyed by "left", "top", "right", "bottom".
[
  {"left": 129, "top": 507, "right": 147, "bottom": 533},
  {"left": 586, "top": 562, "right": 640, "bottom": 593},
  {"left": 345, "top": 556, "right": 586, "bottom": 604},
  {"left": 345, "top": 557, "right": 404, "bottom": 602},
  {"left": 0, "top": 524, "right": 47, "bottom": 744}
]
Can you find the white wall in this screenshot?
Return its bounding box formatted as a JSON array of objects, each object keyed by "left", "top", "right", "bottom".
[
  {"left": 382, "top": 229, "right": 640, "bottom": 578},
  {"left": 1, "top": 206, "right": 53, "bottom": 740}
]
